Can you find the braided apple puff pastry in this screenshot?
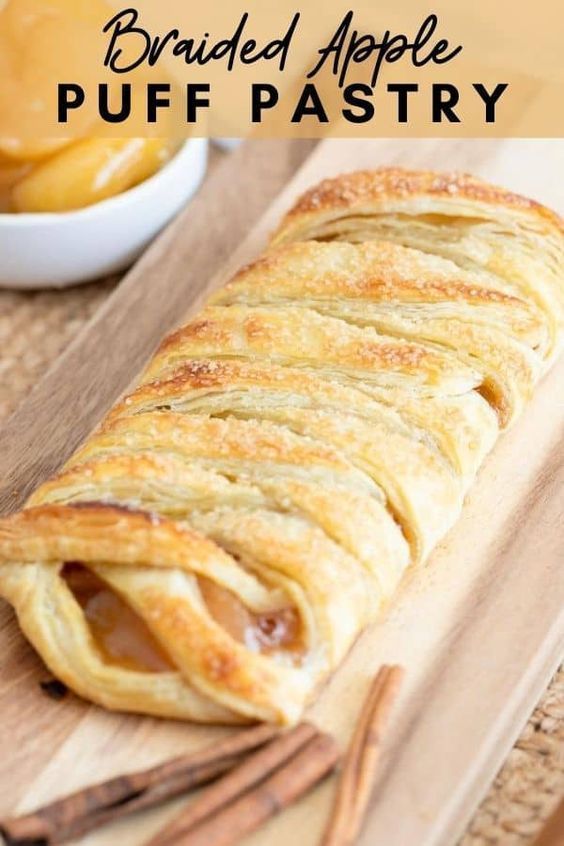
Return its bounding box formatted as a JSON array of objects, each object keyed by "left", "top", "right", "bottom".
[{"left": 0, "top": 168, "right": 562, "bottom": 724}]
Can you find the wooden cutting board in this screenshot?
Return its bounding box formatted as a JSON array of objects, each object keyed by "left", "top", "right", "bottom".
[{"left": 0, "top": 138, "right": 563, "bottom": 846}]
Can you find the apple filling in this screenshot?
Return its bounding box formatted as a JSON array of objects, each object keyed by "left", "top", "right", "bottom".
[
  {"left": 198, "top": 577, "right": 303, "bottom": 657},
  {"left": 61, "top": 564, "right": 303, "bottom": 672},
  {"left": 62, "top": 563, "right": 174, "bottom": 673}
]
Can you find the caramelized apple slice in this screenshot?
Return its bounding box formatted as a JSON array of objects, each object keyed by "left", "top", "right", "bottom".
[
  {"left": 62, "top": 563, "right": 174, "bottom": 673},
  {"left": 0, "top": 161, "right": 30, "bottom": 211},
  {"left": 62, "top": 562, "right": 302, "bottom": 673},
  {"left": 11, "top": 138, "right": 178, "bottom": 213},
  {"left": 0, "top": 137, "right": 73, "bottom": 163},
  {"left": 198, "top": 577, "right": 303, "bottom": 656}
]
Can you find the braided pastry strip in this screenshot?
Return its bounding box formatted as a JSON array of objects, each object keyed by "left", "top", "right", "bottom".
[{"left": 0, "top": 168, "right": 562, "bottom": 725}]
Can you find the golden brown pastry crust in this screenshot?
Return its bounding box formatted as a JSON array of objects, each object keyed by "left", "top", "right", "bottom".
[
  {"left": 0, "top": 167, "right": 562, "bottom": 724},
  {"left": 272, "top": 168, "right": 564, "bottom": 359},
  {"left": 273, "top": 168, "right": 564, "bottom": 236}
]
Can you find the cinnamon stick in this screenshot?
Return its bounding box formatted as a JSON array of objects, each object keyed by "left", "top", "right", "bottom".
[
  {"left": 531, "top": 796, "right": 564, "bottom": 846},
  {"left": 0, "top": 723, "right": 279, "bottom": 846},
  {"left": 320, "top": 664, "right": 404, "bottom": 846},
  {"left": 146, "top": 722, "right": 340, "bottom": 846}
]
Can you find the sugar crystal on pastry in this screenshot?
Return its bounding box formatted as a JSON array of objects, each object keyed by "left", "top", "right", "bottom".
[{"left": 0, "top": 167, "right": 561, "bottom": 724}]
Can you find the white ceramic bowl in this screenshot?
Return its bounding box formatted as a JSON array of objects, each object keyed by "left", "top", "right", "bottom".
[{"left": 0, "top": 138, "right": 208, "bottom": 289}]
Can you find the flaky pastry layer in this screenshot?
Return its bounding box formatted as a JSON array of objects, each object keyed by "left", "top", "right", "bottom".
[{"left": 0, "top": 167, "right": 562, "bottom": 724}]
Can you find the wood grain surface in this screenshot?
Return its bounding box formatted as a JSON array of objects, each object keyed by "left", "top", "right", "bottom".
[{"left": 0, "top": 139, "right": 563, "bottom": 846}]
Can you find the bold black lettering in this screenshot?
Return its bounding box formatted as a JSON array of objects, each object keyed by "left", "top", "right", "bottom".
[
  {"left": 147, "top": 84, "right": 171, "bottom": 123},
  {"left": 251, "top": 84, "right": 279, "bottom": 122},
  {"left": 473, "top": 83, "right": 508, "bottom": 123},
  {"left": 187, "top": 84, "right": 210, "bottom": 122},
  {"left": 387, "top": 83, "right": 418, "bottom": 123},
  {"left": 291, "top": 84, "right": 328, "bottom": 123},
  {"left": 57, "top": 84, "right": 85, "bottom": 123},
  {"left": 432, "top": 84, "right": 460, "bottom": 122},
  {"left": 342, "top": 84, "right": 374, "bottom": 123},
  {"left": 99, "top": 84, "right": 131, "bottom": 123}
]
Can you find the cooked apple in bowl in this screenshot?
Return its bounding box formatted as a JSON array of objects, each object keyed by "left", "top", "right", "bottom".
[
  {"left": 0, "top": 137, "right": 179, "bottom": 213},
  {"left": 0, "top": 137, "right": 208, "bottom": 288}
]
